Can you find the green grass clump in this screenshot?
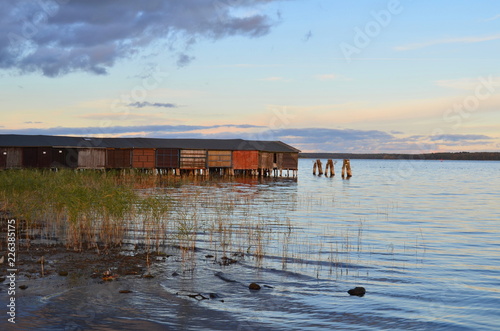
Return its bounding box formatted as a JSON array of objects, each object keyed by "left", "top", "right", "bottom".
[{"left": 0, "top": 169, "right": 138, "bottom": 250}]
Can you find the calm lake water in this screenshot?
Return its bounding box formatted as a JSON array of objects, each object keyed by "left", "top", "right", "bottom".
[{"left": 4, "top": 159, "right": 500, "bottom": 330}]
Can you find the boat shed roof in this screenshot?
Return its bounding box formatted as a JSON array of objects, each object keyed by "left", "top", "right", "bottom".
[{"left": 0, "top": 134, "right": 301, "bottom": 153}]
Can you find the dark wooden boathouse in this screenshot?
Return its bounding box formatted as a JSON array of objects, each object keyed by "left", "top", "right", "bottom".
[{"left": 0, "top": 134, "right": 300, "bottom": 177}]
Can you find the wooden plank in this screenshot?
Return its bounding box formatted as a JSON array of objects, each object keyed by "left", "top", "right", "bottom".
[
  {"left": 0, "top": 148, "right": 6, "bottom": 169},
  {"left": 132, "top": 148, "right": 155, "bottom": 168},
  {"left": 282, "top": 153, "right": 298, "bottom": 170},
  {"left": 259, "top": 152, "right": 274, "bottom": 169},
  {"left": 106, "top": 149, "right": 132, "bottom": 168},
  {"left": 5, "top": 148, "right": 22, "bottom": 168},
  {"left": 156, "top": 148, "right": 179, "bottom": 168},
  {"left": 207, "top": 150, "right": 232, "bottom": 168},
  {"left": 78, "top": 149, "right": 106, "bottom": 168},
  {"left": 52, "top": 148, "right": 78, "bottom": 168},
  {"left": 233, "top": 151, "right": 259, "bottom": 170},
  {"left": 22, "top": 147, "right": 38, "bottom": 168},
  {"left": 180, "top": 149, "right": 206, "bottom": 169}
]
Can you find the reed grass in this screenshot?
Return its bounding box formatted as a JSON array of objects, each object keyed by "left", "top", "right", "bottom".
[{"left": 0, "top": 169, "right": 369, "bottom": 280}]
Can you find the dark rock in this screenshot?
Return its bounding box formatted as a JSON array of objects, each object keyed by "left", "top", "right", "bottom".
[
  {"left": 205, "top": 254, "right": 214, "bottom": 258},
  {"left": 249, "top": 283, "right": 261, "bottom": 290},
  {"left": 143, "top": 274, "right": 155, "bottom": 279},
  {"left": 347, "top": 287, "right": 366, "bottom": 296},
  {"left": 119, "top": 290, "right": 132, "bottom": 294},
  {"left": 219, "top": 256, "right": 238, "bottom": 266},
  {"left": 172, "top": 271, "right": 179, "bottom": 277},
  {"left": 19, "top": 285, "right": 28, "bottom": 290},
  {"left": 58, "top": 271, "right": 69, "bottom": 276}
]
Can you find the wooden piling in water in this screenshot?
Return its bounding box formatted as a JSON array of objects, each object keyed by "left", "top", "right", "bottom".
[
  {"left": 341, "top": 159, "right": 352, "bottom": 178},
  {"left": 313, "top": 159, "right": 323, "bottom": 176},
  {"left": 325, "top": 159, "right": 335, "bottom": 177}
]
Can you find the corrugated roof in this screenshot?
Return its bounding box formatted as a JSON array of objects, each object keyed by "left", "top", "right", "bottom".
[{"left": 0, "top": 134, "right": 301, "bottom": 153}]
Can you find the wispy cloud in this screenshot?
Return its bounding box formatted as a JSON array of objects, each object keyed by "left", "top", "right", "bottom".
[
  {"left": 0, "top": 124, "right": 264, "bottom": 136},
  {"left": 129, "top": 102, "right": 179, "bottom": 109},
  {"left": 429, "top": 134, "right": 492, "bottom": 142},
  {"left": 259, "top": 76, "right": 290, "bottom": 82},
  {"left": 483, "top": 14, "right": 500, "bottom": 22},
  {"left": 395, "top": 33, "right": 500, "bottom": 51},
  {"left": 314, "top": 74, "right": 350, "bottom": 81}
]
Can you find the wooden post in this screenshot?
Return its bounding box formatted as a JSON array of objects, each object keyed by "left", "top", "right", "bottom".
[
  {"left": 316, "top": 159, "right": 323, "bottom": 176},
  {"left": 342, "top": 159, "right": 352, "bottom": 178},
  {"left": 325, "top": 159, "right": 335, "bottom": 177}
]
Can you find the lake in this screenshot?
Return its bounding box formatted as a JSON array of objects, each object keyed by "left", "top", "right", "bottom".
[{"left": 4, "top": 159, "right": 500, "bottom": 330}]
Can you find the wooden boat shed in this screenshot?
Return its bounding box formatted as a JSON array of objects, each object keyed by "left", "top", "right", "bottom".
[{"left": 0, "top": 134, "right": 300, "bottom": 177}]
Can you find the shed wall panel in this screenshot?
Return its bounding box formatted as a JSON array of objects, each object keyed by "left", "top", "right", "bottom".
[
  {"left": 22, "top": 147, "right": 38, "bottom": 168},
  {"left": 207, "top": 150, "right": 232, "bottom": 168},
  {"left": 0, "top": 148, "right": 6, "bottom": 168},
  {"left": 132, "top": 148, "right": 155, "bottom": 168},
  {"left": 259, "top": 152, "right": 274, "bottom": 169},
  {"left": 52, "top": 148, "right": 78, "bottom": 168},
  {"left": 282, "top": 153, "right": 298, "bottom": 170},
  {"left": 180, "top": 150, "right": 206, "bottom": 169},
  {"left": 106, "top": 149, "right": 132, "bottom": 168},
  {"left": 156, "top": 149, "right": 179, "bottom": 168},
  {"left": 232, "top": 151, "right": 259, "bottom": 170},
  {"left": 78, "top": 149, "right": 106, "bottom": 168},
  {"left": 6, "top": 148, "right": 23, "bottom": 168}
]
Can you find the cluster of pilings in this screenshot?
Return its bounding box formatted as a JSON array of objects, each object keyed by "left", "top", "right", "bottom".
[{"left": 313, "top": 159, "right": 352, "bottom": 178}]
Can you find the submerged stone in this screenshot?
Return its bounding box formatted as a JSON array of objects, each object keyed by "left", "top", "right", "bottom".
[
  {"left": 249, "top": 283, "right": 261, "bottom": 290},
  {"left": 348, "top": 287, "right": 366, "bottom": 296}
]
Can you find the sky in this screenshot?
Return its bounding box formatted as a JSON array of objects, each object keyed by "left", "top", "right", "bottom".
[{"left": 0, "top": 0, "right": 499, "bottom": 153}]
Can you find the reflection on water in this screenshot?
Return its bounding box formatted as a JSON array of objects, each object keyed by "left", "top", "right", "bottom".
[{"left": 2, "top": 159, "right": 500, "bottom": 330}]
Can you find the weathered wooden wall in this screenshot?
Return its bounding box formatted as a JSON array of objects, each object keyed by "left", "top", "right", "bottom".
[
  {"left": 132, "top": 148, "right": 155, "bottom": 169},
  {"left": 207, "top": 150, "right": 232, "bottom": 168},
  {"left": 259, "top": 152, "right": 275, "bottom": 169},
  {"left": 282, "top": 153, "right": 299, "bottom": 170},
  {"left": 156, "top": 148, "right": 179, "bottom": 168},
  {"left": 180, "top": 149, "right": 206, "bottom": 169},
  {"left": 1, "top": 148, "right": 22, "bottom": 169},
  {"left": 232, "top": 150, "right": 259, "bottom": 170},
  {"left": 78, "top": 149, "right": 106, "bottom": 169},
  {"left": 52, "top": 148, "right": 78, "bottom": 168},
  {"left": 106, "top": 149, "right": 132, "bottom": 168}
]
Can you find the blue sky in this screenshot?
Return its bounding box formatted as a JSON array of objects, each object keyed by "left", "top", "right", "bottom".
[{"left": 1, "top": 0, "right": 499, "bottom": 153}]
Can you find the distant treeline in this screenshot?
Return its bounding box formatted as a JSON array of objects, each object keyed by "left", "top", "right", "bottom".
[{"left": 299, "top": 152, "right": 500, "bottom": 161}]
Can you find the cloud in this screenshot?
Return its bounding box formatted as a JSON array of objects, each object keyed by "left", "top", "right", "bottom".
[
  {"left": 395, "top": 33, "right": 500, "bottom": 51},
  {"left": 429, "top": 134, "right": 492, "bottom": 142},
  {"left": 303, "top": 30, "right": 312, "bottom": 42},
  {"left": 1, "top": 125, "right": 498, "bottom": 153},
  {"left": 0, "top": 124, "right": 264, "bottom": 136},
  {"left": 1, "top": 0, "right": 282, "bottom": 76},
  {"left": 435, "top": 77, "right": 500, "bottom": 90},
  {"left": 259, "top": 76, "right": 289, "bottom": 82},
  {"left": 128, "top": 102, "right": 179, "bottom": 109},
  {"left": 176, "top": 53, "right": 195, "bottom": 68},
  {"left": 24, "top": 121, "right": 43, "bottom": 124},
  {"left": 314, "top": 73, "right": 350, "bottom": 81},
  {"left": 483, "top": 14, "right": 500, "bottom": 22}
]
